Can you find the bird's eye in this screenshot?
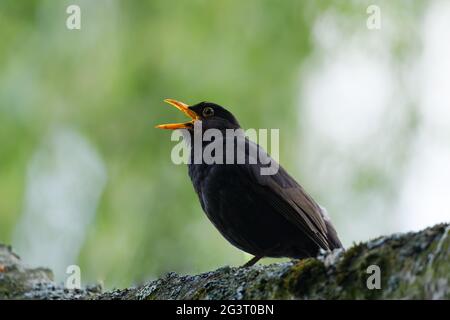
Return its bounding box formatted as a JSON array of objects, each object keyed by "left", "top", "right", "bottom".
[{"left": 202, "top": 106, "right": 214, "bottom": 118}]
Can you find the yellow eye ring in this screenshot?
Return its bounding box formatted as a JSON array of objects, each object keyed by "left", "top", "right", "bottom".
[{"left": 202, "top": 106, "right": 214, "bottom": 117}]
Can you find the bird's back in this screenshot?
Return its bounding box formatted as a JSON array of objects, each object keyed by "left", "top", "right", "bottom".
[{"left": 187, "top": 135, "right": 343, "bottom": 258}]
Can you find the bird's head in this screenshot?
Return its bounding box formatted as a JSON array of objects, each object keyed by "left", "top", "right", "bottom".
[{"left": 155, "top": 99, "right": 240, "bottom": 132}]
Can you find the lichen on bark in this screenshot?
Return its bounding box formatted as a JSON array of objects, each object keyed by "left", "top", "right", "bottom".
[{"left": 1, "top": 223, "right": 448, "bottom": 300}]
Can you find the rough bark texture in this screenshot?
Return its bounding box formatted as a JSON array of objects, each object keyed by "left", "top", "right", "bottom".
[{"left": 1, "top": 223, "right": 449, "bottom": 300}]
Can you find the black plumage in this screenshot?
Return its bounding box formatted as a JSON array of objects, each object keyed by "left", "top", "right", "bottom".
[{"left": 157, "top": 100, "right": 343, "bottom": 266}]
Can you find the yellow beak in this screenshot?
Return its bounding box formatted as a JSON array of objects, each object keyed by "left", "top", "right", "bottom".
[{"left": 155, "top": 99, "right": 199, "bottom": 130}]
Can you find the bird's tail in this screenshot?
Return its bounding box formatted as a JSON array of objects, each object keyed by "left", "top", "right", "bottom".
[{"left": 325, "top": 220, "right": 344, "bottom": 250}]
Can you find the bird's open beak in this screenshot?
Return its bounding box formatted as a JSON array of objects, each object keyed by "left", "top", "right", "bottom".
[{"left": 155, "top": 99, "right": 199, "bottom": 130}]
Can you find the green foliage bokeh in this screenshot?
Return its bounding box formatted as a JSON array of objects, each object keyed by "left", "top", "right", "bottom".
[{"left": 0, "top": 0, "right": 426, "bottom": 287}]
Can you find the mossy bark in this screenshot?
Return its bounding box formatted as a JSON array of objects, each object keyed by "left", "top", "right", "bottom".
[{"left": 1, "top": 223, "right": 448, "bottom": 300}]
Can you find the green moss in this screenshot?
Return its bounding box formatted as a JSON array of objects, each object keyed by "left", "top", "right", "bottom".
[
  {"left": 332, "top": 242, "right": 398, "bottom": 299},
  {"left": 284, "top": 258, "right": 326, "bottom": 297},
  {"left": 335, "top": 243, "right": 365, "bottom": 286},
  {"left": 339, "top": 243, "right": 365, "bottom": 270},
  {"left": 191, "top": 286, "right": 207, "bottom": 300}
]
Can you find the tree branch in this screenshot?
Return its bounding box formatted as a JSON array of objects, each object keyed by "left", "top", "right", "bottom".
[{"left": 1, "top": 223, "right": 448, "bottom": 299}]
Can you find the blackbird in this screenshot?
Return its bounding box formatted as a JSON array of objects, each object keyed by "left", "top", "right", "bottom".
[{"left": 156, "top": 99, "right": 343, "bottom": 266}]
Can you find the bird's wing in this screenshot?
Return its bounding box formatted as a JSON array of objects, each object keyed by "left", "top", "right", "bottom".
[{"left": 241, "top": 138, "right": 341, "bottom": 250}]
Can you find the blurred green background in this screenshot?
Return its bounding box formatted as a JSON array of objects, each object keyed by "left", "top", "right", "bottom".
[{"left": 1, "top": 0, "right": 449, "bottom": 288}]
